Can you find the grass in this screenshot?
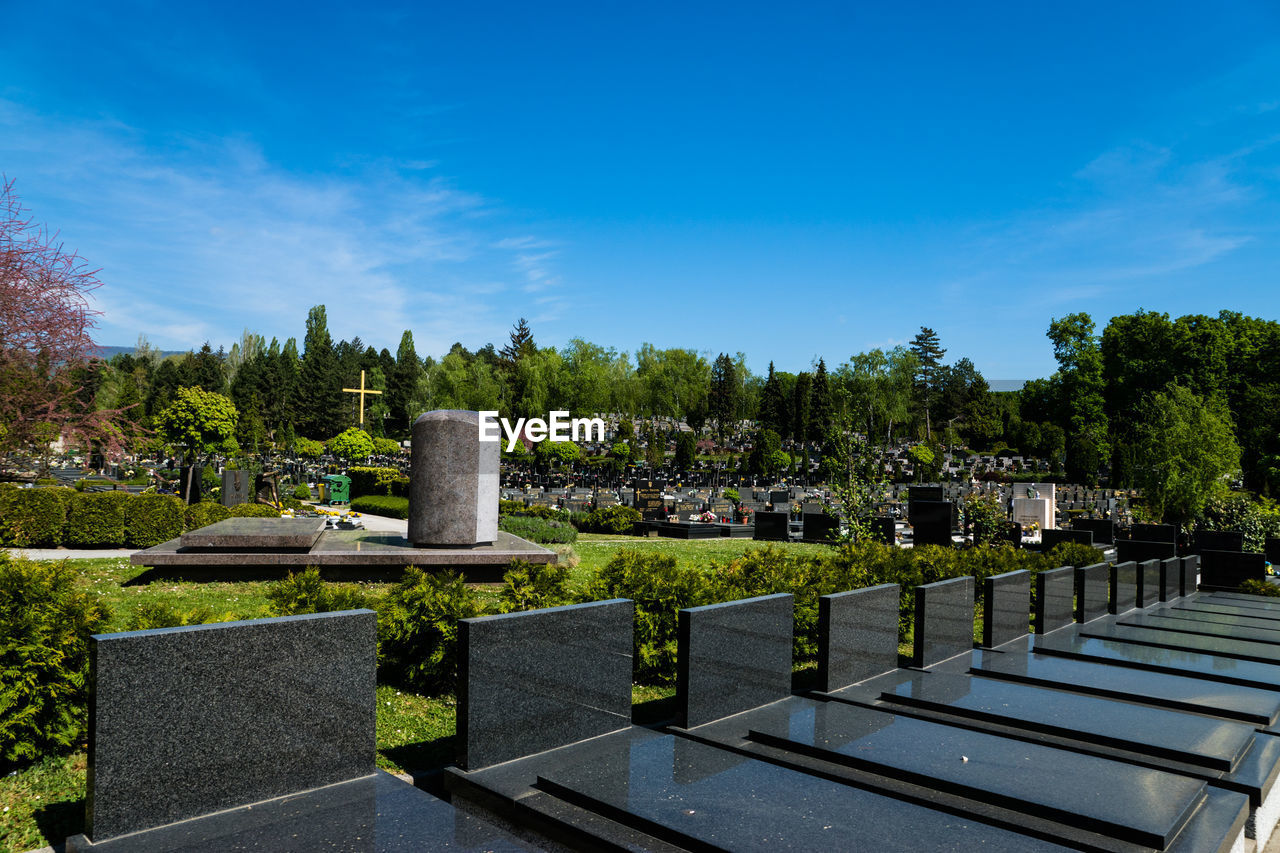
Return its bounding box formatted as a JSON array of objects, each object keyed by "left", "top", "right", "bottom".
[{"left": 570, "top": 532, "right": 834, "bottom": 587}]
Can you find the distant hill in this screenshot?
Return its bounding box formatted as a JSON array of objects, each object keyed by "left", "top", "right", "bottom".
[
  {"left": 988, "top": 379, "right": 1030, "bottom": 392},
  {"left": 92, "top": 345, "right": 190, "bottom": 361}
]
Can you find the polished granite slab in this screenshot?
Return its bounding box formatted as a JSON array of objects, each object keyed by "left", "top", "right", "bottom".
[
  {"left": 132, "top": 530, "right": 555, "bottom": 580},
  {"left": 914, "top": 576, "right": 974, "bottom": 667},
  {"left": 1075, "top": 562, "right": 1111, "bottom": 623},
  {"left": 1173, "top": 602, "right": 1280, "bottom": 623},
  {"left": 1121, "top": 611, "right": 1280, "bottom": 646},
  {"left": 453, "top": 726, "right": 1078, "bottom": 852},
  {"left": 1162, "top": 557, "right": 1182, "bottom": 602},
  {"left": 973, "top": 644, "right": 1280, "bottom": 725},
  {"left": 1138, "top": 559, "right": 1162, "bottom": 608},
  {"left": 1207, "top": 592, "right": 1280, "bottom": 611},
  {"left": 68, "top": 771, "right": 537, "bottom": 852},
  {"left": 1110, "top": 560, "right": 1139, "bottom": 614},
  {"left": 179, "top": 517, "right": 327, "bottom": 550},
  {"left": 817, "top": 583, "right": 899, "bottom": 691},
  {"left": 739, "top": 696, "right": 1212, "bottom": 849},
  {"left": 983, "top": 570, "right": 1030, "bottom": 648},
  {"left": 1033, "top": 626, "right": 1280, "bottom": 691},
  {"left": 876, "top": 670, "right": 1256, "bottom": 772},
  {"left": 1033, "top": 566, "right": 1073, "bottom": 635},
  {"left": 1080, "top": 620, "right": 1280, "bottom": 666}
]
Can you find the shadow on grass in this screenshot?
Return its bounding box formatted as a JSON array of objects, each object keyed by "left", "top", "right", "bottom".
[
  {"left": 381, "top": 736, "right": 457, "bottom": 795},
  {"left": 32, "top": 797, "right": 81, "bottom": 851},
  {"left": 631, "top": 693, "right": 678, "bottom": 727}
]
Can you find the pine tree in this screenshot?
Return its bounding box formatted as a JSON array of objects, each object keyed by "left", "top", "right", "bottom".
[
  {"left": 297, "top": 305, "right": 343, "bottom": 439},
  {"left": 388, "top": 330, "right": 424, "bottom": 436},
  {"left": 708, "top": 353, "right": 740, "bottom": 440},
  {"left": 499, "top": 318, "right": 536, "bottom": 367},
  {"left": 809, "top": 358, "right": 832, "bottom": 444},
  {"left": 759, "top": 362, "right": 788, "bottom": 438},
  {"left": 792, "top": 372, "right": 812, "bottom": 446},
  {"left": 910, "top": 327, "right": 946, "bottom": 439}
]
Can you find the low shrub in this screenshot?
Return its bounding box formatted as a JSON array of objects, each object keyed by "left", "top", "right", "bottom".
[
  {"left": 377, "top": 568, "right": 483, "bottom": 694},
  {"left": 228, "top": 503, "right": 280, "bottom": 518},
  {"left": 0, "top": 555, "right": 108, "bottom": 766},
  {"left": 585, "top": 550, "right": 711, "bottom": 684},
  {"left": 126, "top": 600, "right": 218, "bottom": 630},
  {"left": 1044, "top": 542, "right": 1105, "bottom": 568},
  {"left": 293, "top": 484, "right": 312, "bottom": 501},
  {"left": 501, "top": 504, "right": 570, "bottom": 522},
  {"left": 2, "top": 487, "right": 71, "bottom": 547},
  {"left": 578, "top": 505, "right": 643, "bottom": 535},
  {"left": 1240, "top": 578, "right": 1280, "bottom": 597},
  {"left": 350, "top": 495, "right": 409, "bottom": 519},
  {"left": 65, "top": 491, "right": 130, "bottom": 547},
  {"left": 267, "top": 567, "right": 370, "bottom": 615},
  {"left": 499, "top": 515, "right": 577, "bottom": 544},
  {"left": 184, "top": 501, "right": 231, "bottom": 531},
  {"left": 500, "top": 559, "right": 574, "bottom": 612},
  {"left": 34, "top": 477, "right": 57, "bottom": 486},
  {"left": 125, "top": 494, "right": 185, "bottom": 547}
]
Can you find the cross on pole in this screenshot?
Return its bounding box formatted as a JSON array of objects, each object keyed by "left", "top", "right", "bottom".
[{"left": 342, "top": 370, "right": 383, "bottom": 425}]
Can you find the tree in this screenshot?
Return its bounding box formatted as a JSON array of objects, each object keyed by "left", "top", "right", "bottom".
[
  {"left": 792, "top": 372, "right": 812, "bottom": 447},
  {"left": 758, "top": 362, "right": 788, "bottom": 437},
  {"left": 499, "top": 317, "right": 537, "bottom": 366},
  {"left": 388, "top": 330, "right": 424, "bottom": 436},
  {"left": 1048, "top": 313, "right": 1109, "bottom": 485},
  {"left": 0, "top": 178, "right": 125, "bottom": 468},
  {"left": 809, "top": 358, "right": 832, "bottom": 444},
  {"left": 297, "top": 305, "right": 343, "bottom": 438},
  {"left": 910, "top": 327, "right": 946, "bottom": 438},
  {"left": 155, "top": 387, "right": 238, "bottom": 500},
  {"left": 709, "top": 353, "right": 741, "bottom": 440},
  {"left": 329, "top": 426, "right": 374, "bottom": 461},
  {"left": 675, "top": 430, "right": 697, "bottom": 471},
  {"left": 1125, "top": 383, "right": 1240, "bottom": 527}
]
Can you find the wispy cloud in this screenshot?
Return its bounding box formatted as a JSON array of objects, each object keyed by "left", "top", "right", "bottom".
[{"left": 0, "top": 100, "right": 567, "bottom": 355}]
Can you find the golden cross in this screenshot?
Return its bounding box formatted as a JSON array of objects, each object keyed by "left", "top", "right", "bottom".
[{"left": 342, "top": 370, "right": 383, "bottom": 425}]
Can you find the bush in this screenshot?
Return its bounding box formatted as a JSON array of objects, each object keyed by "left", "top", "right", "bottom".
[
  {"left": 295, "top": 437, "right": 325, "bottom": 457},
  {"left": 348, "top": 467, "right": 409, "bottom": 499},
  {"left": 350, "top": 495, "right": 409, "bottom": 519},
  {"left": 1044, "top": 542, "right": 1105, "bottom": 568},
  {"left": 500, "top": 560, "right": 574, "bottom": 612},
  {"left": 500, "top": 503, "right": 570, "bottom": 522},
  {"left": 0, "top": 555, "right": 108, "bottom": 766},
  {"left": 293, "top": 484, "right": 312, "bottom": 501},
  {"left": 377, "top": 568, "right": 483, "bottom": 694},
  {"left": 499, "top": 515, "right": 578, "bottom": 544},
  {"left": 184, "top": 501, "right": 231, "bottom": 531},
  {"left": 126, "top": 600, "right": 217, "bottom": 630},
  {"left": 586, "top": 550, "right": 711, "bottom": 684},
  {"left": 268, "top": 567, "right": 370, "bottom": 615},
  {"left": 66, "top": 491, "right": 131, "bottom": 547},
  {"left": 1, "top": 487, "right": 71, "bottom": 547},
  {"left": 579, "top": 505, "right": 643, "bottom": 535},
  {"left": 125, "top": 493, "right": 185, "bottom": 547},
  {"left": 228, "top": 503, "right": 280, "bottom": 518},
  {"left": 1239, "top": 578, "right": 1280, "bottom": 597},
  {"left": 34, "top": 477, "right": 57, "bottom": 486}
]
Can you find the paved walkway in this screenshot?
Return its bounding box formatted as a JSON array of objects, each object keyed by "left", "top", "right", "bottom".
[{"left": 4, "top": 512, "right": 409, "bottom": 562}]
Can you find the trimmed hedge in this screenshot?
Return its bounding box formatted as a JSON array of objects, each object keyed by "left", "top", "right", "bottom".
[
  {"left": 229, "top": 503, "right": 281, "bottom": 518},
  {"left": 124, "top": 494, "right": 185, "bottom": 547},
  {"left": 185, "top": 501, "right": 231, "bottom": 531},
  {"left": 348, "top": 466, "right": 409, "bottom": 499},
  {"left": 66, "top": 491, "right": 131, "bottom": 547},
  {"left": 0, "top": 487, "right": 71, "bottom": 547},
  {"left": 350, "top": 495, "right": 409, "bottom": 519},
  {"left": 498, "top": 515, "right": 577, "bottom": 544}
]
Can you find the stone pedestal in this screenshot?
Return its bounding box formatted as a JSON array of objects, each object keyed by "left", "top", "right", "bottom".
[{"left": 409, "top": 410, "right": 498, "bottom": 546}]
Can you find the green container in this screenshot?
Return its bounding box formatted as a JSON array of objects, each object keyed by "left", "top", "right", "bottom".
[{"left": 322, "top": 474, "right": 351, "bottom": 506}]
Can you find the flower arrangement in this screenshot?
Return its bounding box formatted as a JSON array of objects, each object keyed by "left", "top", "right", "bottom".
[{"left": 695, "top": 510, "right": 717, "bottom": 523}]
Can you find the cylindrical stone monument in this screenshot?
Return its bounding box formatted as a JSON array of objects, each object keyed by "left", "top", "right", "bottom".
[{"left": 409, "top": 410, "right": 499, "bottom": 546}]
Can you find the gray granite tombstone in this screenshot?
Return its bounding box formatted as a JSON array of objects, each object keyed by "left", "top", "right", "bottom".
[
  {"left": 1035, "top": 566, "right": 1075, "bottom": 634},
  {"left": 1182, "top": 554, "right": 1199, "bottom": 597},
  {"left": 913, "top": 575, "right": 974, "bottom": 667},
  {"left": 457, "top": 599, "right": 633, "bottom": 770},
  {"left": 220, "top": 469, "right": 249, "bottom": 507},
  {"left": 409, "top": 410, "right": 499, "bottom": 546},
  {"left": 818, "top": 584, "right": 900, "bottom": 691},
  {"left": 677, "top": 593, "right": 793, "bottom": 728},
  {"left": 79, "top": 612, "right": 376, "bottom": 843},
  {"left": 1075, "top": 561, "right": 1111, "bottom": 623},
  {"left": 984, "top": 570, "right": 1031, "bottom": 647},
  {"left": 1160, "top": 557, "right": 1181, "bottom": 602},
  {"left": 1137, "top": 559, "right": 1161, "bottom": 608}
]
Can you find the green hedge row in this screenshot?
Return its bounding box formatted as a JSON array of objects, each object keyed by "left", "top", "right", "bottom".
[
  {"left": 348, "top": 467, "right": 409, "bottom": 500},
  {"left": 0, "top": 485, "right": 279, "bottom": 548},
  {"left": 350, "top": 495, "right": 410, "bottom": 519}
]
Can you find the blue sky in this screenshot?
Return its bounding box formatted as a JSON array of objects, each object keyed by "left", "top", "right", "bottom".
[{"left": 4, "top": 2, "right": 1280, "bottom": 380}]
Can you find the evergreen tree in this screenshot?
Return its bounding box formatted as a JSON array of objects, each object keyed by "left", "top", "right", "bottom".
[
  {"left": 499, "top": 318, "right": 536, "bottom": 367},
  {"left": 910, "top": 326, "right": 946, "bottom": 438},
  {"left": 297, "top": 305, "right": 343, "bottom": 439},
  {"left": 758, "top": 362, "right": 788, "bottom": 438},
  {"left": 792, "top": 372, "right": 812, "bottom": 445},
  {"left": 388, "top": 330, "right": 424, "bottom": 436},
  {"left": 809, "top": 358, "right": 832, "bottom": 444},
  {"left": 708, "top": 353, "right": 740, "bottom": 440}
]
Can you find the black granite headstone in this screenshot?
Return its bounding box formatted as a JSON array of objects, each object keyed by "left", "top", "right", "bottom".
[
  {"left": 1137, "top": 559, "right": 1161, "bottom": 608},
  {"left": 1200, "top": 550, "right": 1267, "bottom": 590},
  {"left": 1075, "top": 562, "right": 1110, "bottom": 623},
  {"left": 1182, "top": 555, "right": 1199, "bottom": 597},
  {"left": 1160, "top": 557, "right": 1181, "bottom": 602},
  {"left": 818, "top": 584, "right": 900, "bottom": 691},
  {"left": 984, "top": 570, "right": 1031, "bottom": 647},
  {"left": 633, "top": 479, "right": 666, "bottom": 520},
  {"left": 1195, "top": 530, "right": 1245, "bottom": 553},
  {"left": 1073, "top": 518, "right": 1115, "bottom": 545},
  {"left": 913, "top": 575, "right": 974, "bottom": 667},
  {"left": 458, "top": 599, "right": 633, "bottom": 769},
  {"left": 677, "top": 593, "right": 793, "bottom": 728},
  {"left": 1110, "top": 561, "right": 1139, "bottom": 615},
  {"left": 869, "top": 516, "right": 895, "bottom": 545},
  {"left": 802, "top": 512, "right": 839, "bottom": 541},
  {"left": 1116, "top": 539, "right": 1177, "bottom": 563},
  {"left": 1035, "top": 566, "right": 1075, "bottom": 634},
  {"left": 753, "top": 511, "right": 790, "bottom": 541},
  {"left": 82, "top": 612, "right": 376, "bottom": 842},
  {"left": 1266, "top": 537, "right": 1280, "bottom": 566},
  {"left": 1131, "top": 523, "right": 1177, "bottom": 543},
  {"left": 910, "top": 500, "right": 954, "bottom": 547},
  {"left": 769, "top": 489, "right": 790, "bottom": 509}
]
